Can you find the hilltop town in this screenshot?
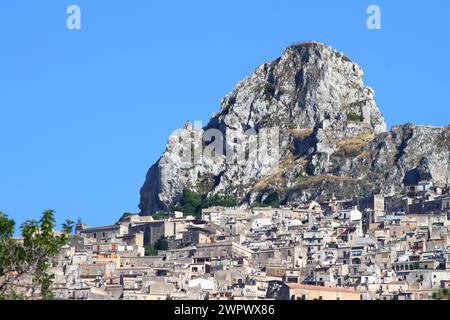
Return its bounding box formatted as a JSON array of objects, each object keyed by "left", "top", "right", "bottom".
[
  {"left": 24, "top": 179, "right": 450, "bottom": 300},
  {"left": 5, "top": 42, "right": 448, "bottom": 301}
]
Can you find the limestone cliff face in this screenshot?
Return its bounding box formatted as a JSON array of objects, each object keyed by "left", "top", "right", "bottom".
[{"left": 139, "top": 42, "right": 450, "bottom": 215}]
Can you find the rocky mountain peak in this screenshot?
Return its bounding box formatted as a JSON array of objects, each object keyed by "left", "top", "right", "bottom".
[
  {"left": 139, "top": 42, "right": 449, "bottom": 215},
  {"left": 214, "top": 41, "right": 386, "bottom": 137}
]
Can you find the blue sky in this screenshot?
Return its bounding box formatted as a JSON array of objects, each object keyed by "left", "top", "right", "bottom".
[{"left": 0, "top": 0, "right": 449, "bottom": 231}]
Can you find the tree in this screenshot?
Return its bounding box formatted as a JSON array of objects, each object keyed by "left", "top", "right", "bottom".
[
  {"left": 432, "top": 288, "right": 450, "bottom": 300},
  {"left": 173, "top": 188, "right": 202, "bottom": 217},
  {"left": 62, "top": 219, "right": 74, "bottom": 234},
  {"left": 152, "top": 211, "right": 169, "bottom": 220},
  {"left": 0, "top": 213, "right": 23, "bottom": 299},
  {"left": 144, "top": 236, "right": 169, "bottom": 256},
  {"left": 263, "top": 82, "right": 276, "bottom": 99},
  {"left": 154, "top": 236, "right": 169, "bottom": 251},
  {"left": 201, "top": 194, "right": 237, "bottom": 209},
  {"left": 347, "top": 112, "right": 364, "bottom": 122},
  {"left": 262, "top": 192, "right": 280, "bottom": 208},
  {"left": 174, "top": 189, "right": 238, "bottom": 217},
  {"left": 0, "top": 210, "right": 73, "bottom": 300},
  {"left": 144, "top": 245, "right": 157, "bottom": 256}
]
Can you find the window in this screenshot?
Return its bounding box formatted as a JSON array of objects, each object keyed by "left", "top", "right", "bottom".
[{"left": 93, "top": 233, "right": 96, "bottom": 238}]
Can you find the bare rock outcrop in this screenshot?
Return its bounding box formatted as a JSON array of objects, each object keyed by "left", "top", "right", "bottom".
[{"left": 139, "top": 42, "right": 449, "bottom": 215}]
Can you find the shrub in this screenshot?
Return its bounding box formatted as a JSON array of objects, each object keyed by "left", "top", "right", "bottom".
[
  {"left": 154, "top": 236, "right": 169, "bottom": 251},
  {"left": 152, "top": 211, "right": 169, "bottom": 220},
  {"left": 202, "top": 194, "right": 237, "bottom": 208},
  {"left": 174, "top": 189, "right": 238, "bottom": 217},
  {"left": 173, "top": 189, "right": 202, "bottom": 217},
  {"left": 144, "top": 245, "right": 157, "bottom": 256},
  {"left": 347, "top": 112, "right": 364, "bottom": 122},
  {"left": 144, "top": 236, "right": 169, "bottom": 256},
  {"left": 262, "top": 192, "right": 280, "bottom": 208},
  {"left": 263, "top": 83, "right": 276, "bottom": 99},
  {"left": 432, "top": 288, "right": 450, "bottom": 300}
]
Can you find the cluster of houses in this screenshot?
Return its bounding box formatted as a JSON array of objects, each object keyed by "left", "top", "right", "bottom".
[{"left": 49, "top": 180, "right": 450, "bottom": 300}]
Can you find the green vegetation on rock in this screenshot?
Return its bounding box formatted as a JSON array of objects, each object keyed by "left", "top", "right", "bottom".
[
  {"left": 264, "top": 192, "right": 280, "bottom": 208},
  {"left": 201, "top": 194, "right": 237, "bottom": 208},
  {"left": 347, "top": 112, "right": 364, "bottom": 122},
  {"left": 173, "top": 189, "right": 202, "bottom": 216},
  {"left": 173, "top": 188, "right": 237, "bottom": 217},
  {"left": 256, "top": 192, "right": 280, "bottom": 208},
  {"left": 152, "top": 211, "right": 170, "bottom": 220},
  {"left": 263, "top": 82, "right": 276, "bottom": 99}
]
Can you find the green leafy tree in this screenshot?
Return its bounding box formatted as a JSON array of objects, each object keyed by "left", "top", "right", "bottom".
[
  {"left": 0, "top": 210, "right": 73, "bottom": 300},
  {"left": 174, "top": 189, "right": 238, "bottom": 217},
  {"left": 0, "top": 213, "right": 24, "bottom": 299},
  {"left": 262, "top": 192, "right": 280, "bottom": 208},
  {"left": 201, "top": 194, "right": 237, "bottom": 209},
  {"left": 154, "top": 236, "right": 169, "bottom": 251},
  {"left": 152, "top": 211, "right": 169, "bottom": 220},
  {"left": 144, "top": 245, "right": 157, "bottom": 256},
  {"left": 144, "top": 236, "right": 169, "bottom": 256},
  {"left": 347, "top": 112, "right": 364, "bottom": 122},
  {"left": 173, "top": 189, "right": 202, "bottom": 217},
  {"left": 432, "top": 288, "right": 450, "bottom": 300},
  {"left": 62, "top": 219, "right": 75, "bottom": 234},
  {"left": 263, "top": 82, "right": 276, "bottom": 99}
]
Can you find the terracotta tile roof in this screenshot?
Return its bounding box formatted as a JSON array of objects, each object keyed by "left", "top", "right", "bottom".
[{"left": 286, "top": 283, "right": 358, "bottom": 294}]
